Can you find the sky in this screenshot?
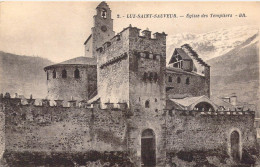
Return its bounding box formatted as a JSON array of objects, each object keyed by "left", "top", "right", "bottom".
[{"left": 0, "top": 1, "right": 259, "bottom": 63}]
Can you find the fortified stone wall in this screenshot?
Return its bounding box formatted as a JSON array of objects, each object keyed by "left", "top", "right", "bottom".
[
  {"left": 166, "top": 69, "right": 209, "bottom": 98},
  {"left": 166, "top": 110, "right": 257, "bottom": 166},
  {"left": 45, "top": 65, "right": 97, "bottom": 102},
  {"left": 128, "top": 28, "right": 167, "bottom": 114},
  {"left": 0, "top": 97, "right": 127, "bottom": 152},
  {"left": 97, "top": 28, "right": 130, "bottom": 105},
  {"left": 127, "top": 113, "right": 167, "bottom": 167},
  {"left": 0, "top": 96, "right": 257, "bottom": 166}
]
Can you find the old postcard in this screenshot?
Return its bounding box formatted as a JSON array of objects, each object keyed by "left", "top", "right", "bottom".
[{"left": 0, "top": 1, "right": 259, "bottom": 167}]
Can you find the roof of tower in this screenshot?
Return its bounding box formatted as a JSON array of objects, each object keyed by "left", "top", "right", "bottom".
[
  {"left": 96, "top": 1, "right": 110, "bottom": 9},
  {"left": 44, "top": 56, "right": 96, "bottom": 70}
]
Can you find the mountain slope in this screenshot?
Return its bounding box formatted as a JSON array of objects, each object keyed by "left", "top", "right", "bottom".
[
  {"left": 207, "top": 33, "right": 259, "bottom": 114},
  {"left": 0, "top": 51, "right": 53, "bottom": 98}
]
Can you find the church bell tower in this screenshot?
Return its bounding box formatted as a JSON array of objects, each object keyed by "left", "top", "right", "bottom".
[{"left": 92, "top": 1, "right": 115, "bottom": 59}]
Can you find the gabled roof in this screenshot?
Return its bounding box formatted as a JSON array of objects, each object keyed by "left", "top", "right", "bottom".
[{"left": 169, "top": 48, "right": 191, "bottom": 64}]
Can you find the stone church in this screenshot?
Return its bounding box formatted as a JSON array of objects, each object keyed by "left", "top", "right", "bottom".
[{"left": 0, "top": 2, "right": 257, "bottom": 167}]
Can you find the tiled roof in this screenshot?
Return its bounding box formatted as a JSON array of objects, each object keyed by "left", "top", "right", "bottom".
[
  {"left": 58, "top": 56, "right": 96, "bottom": 65},
  {"left": 44, "top": 57, "right": 96, "bottom": 70}
]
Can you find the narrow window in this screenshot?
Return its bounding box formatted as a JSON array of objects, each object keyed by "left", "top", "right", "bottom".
[
  {"left": 186, "top": 77, "right": 190, "bottom": 85},
  {"left": 154, "top": 73, "right": 158, "bottom": 81},
  {"left": 74, "top": 69, "right": 80, "bottom": 78},
  {"left": 53, "top": 70, "right": 56, "bottom": 79},
  {"left": 177, "top": 77, "right": 181, "bottom": 83},
  {"left": 143, "top": 72, "right": 148, "bottom": 81},
  {"left": 145, "top": 53, "right": 149, "bottom": 59},
  {"left": 62, "top": 69, "right": 67, "bottom": 78},
  {"left": 149, "top": 73, "right": 153, "bottom": 81},
  {"left": 155, "top": 98, "right": 157, "bottom": 102},
  {"left": 168, "top": 76, "right": 172, "bottom": 82},
  {"left": 145, "top": 100, "right": 150, "bottom": 108},
  {"left": 153, "top": 54, "right": 157, "bottom": 60},
  {"left": 47, "top": 71, "right": 49, "bottom": 80}
]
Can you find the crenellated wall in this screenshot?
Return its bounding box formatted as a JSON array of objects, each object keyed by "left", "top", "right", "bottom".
[
  {"left": 97, "top": 26, "right": 167, "bottom": 113},
  {"left": 128, "top": 28, "right": 167, "bottom": 114},
  {"left": 0, "top": 96, "right": 257, "bottom": 166},
  {"left": 165, "top": 110, "right": 257, "bottom": 166},
  {"left": 0, "top": 97, "right": 127, "bottom": 153},
  {"left": 97, "top": 28, "right": 130, "bottom": 105}
]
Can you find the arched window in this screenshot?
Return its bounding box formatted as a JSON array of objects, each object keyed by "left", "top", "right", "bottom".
[
  {"left": 101, "top": 8, "right": 107, "bottom": 19},
  {"left": 231, "top": 131, "right": 240, "bottom": 161},
  {"left": 74, "top": 69, "right": 80, "bottom": 78},
  {"left": 145, "top": 100, "right": 150, "bottom": 108},
  {"left": 168, "top": 76, "right": 172, "bottom": 82},
  {"left": 177, "top": 77, "right": 181, "bottom": 83},
  {"left": 149, "top": 73, "right": 153, "bottom": 81},
  {"left": 143, "top": 72, "right": 148, "bottom": 81},
  {"left": 153, "top": 54, "right": 157, "bottom": 60},
  {"left": 154, "top": 73, "right": 158, "bottom": 81},
  {"left": 62, "top": 69, "right": 67, "bottom": 78},
  {"left": 186, "top": 77, "right": 190, "bottom": 85},
  {"left": 53, "top": 70, "right": 56, "bottom": 79}
]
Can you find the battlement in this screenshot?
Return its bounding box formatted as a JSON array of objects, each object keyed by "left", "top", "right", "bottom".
[
  {"left": 0, "top": 93, "right": 128, "bottom": 111},
  {"left": 168, "top": 109, "right": 255, "bottom": 117},
  {"left": 96, "top": 25, "right": 167, "bottom": 54}
]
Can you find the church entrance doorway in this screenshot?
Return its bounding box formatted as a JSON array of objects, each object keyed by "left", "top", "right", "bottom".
[
  {"left": 141, "top": 129, "right": 156, "bottom": 167},
  {"left": 231, "top": 131, "right": 240, "bottom": 161}
]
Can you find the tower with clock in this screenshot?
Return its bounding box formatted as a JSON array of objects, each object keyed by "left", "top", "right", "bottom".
[{"left": 84, "top": 1, "right": 115, "bottom": 59}]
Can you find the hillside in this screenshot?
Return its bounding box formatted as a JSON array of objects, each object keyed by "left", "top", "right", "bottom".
[
  {"left": 207, "top": 34, "right": 259, "bottom": 114},
  {"left": 0, "top": 51, "right": 53, "bottom": 98}
]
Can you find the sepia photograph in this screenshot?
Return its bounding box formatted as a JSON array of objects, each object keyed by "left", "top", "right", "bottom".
[{"left": 0, "top": 1, "right": 259, "bottom": 166}]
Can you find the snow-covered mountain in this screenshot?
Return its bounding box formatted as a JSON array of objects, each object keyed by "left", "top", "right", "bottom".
[{"left": 166, "top": 25, "right": 259, "bottom": 63}]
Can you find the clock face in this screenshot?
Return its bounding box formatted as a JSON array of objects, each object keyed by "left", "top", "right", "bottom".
[{"left": 101, "top": 25, "right": 107, "bottom": 32}]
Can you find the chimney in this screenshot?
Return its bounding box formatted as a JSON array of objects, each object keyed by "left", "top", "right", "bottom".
[{"left": 230, "top": 93, "right": 237, "bottom": 106}]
